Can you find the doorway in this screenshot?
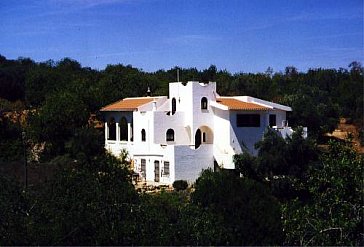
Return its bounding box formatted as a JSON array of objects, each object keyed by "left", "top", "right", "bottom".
[{"left": 195, "top": 129, "right": 201, "bottom": 149}]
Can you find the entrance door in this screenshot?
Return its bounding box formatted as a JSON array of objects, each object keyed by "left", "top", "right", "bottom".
[
  {"left": 154, "top": 161, "right": 160, "bottom": 182},
  {"left": 195, "top": 129, "right": 201, "bottom": 149}
]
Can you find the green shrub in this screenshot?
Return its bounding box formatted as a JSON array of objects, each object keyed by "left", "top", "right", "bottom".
[{"left": 173, "top": 180, "right": 188, "bottom": 191}]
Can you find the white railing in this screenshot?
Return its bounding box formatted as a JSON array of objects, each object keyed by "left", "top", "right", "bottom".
[
  {"left": 105, "top": 140, "right": 134, "bottom": 157},
  {"left": 272, "top": 126, "right": 307, "bottom": 139}
]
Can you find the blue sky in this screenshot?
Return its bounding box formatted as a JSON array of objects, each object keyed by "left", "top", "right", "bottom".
[{"left": 0, "top": 0, "right": 362, "bottom": 73}]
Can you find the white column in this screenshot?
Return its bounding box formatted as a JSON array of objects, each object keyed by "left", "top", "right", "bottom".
[
  {"left": 127, "top": 123, "right": 131, "bottom": 142},
  {"left": 116, "top": 122, "right": 120, "bottom": 142},
  {"left": 105, "top": 122, "right": 108, "bottom": 141}
]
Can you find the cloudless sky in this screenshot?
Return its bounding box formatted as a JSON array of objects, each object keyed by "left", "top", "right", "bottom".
[{"left": 0, "top": 0, "right": 363, "bottom": 73}]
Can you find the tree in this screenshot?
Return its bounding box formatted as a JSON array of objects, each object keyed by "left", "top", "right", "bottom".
[
  {"left": 65, "top": 127, "right": 105, "bottom": 163},
  {"left": 201, "top": 65, "right": 217, "bottom": 83},
  {"left": 280, "top": 87, "right": 339, "bottom": 139},
  {"left": 0, "top": 56, "right": 34, "bottom": 101},
  {"left": 234, "top": 128, "right": 318, "bottom": 200},
  {"left": 191, "top": 169, "right": 283, "bottom": 245},
  {"left": 235, "top": 128, "right": 317, "bottom": 180},
  {"left": 282, "top": 140, "right": 363, "bottom": 245},
  {"left": 28, "top": 152, "right": 137, "bottom": 245},
  {"left": 0, "top": 115, "right": 23, "bottom": 161},
  {"left": 27, "top": 90, "right": 90, "bottom": 157},
  {"left": 0, "top": 176, "right": 28, "bottom": 245}
]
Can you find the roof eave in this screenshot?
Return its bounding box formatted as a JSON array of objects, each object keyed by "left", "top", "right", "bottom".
[
  {"left": 100, "top": 108, "right": 136, "bottom": 112},
  {"left": 228, "top": 108, "right": 269, "bottom": 111}
]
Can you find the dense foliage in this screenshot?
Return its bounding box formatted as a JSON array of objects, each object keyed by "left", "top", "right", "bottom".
[
  {"left": 192, "top": 169, "right": 283, "bottom": 245},
  {"left": 0, "top": 116, "right": 23, "bottom": 161},
  {"left": 0, "top": 54, "right": 363, "bottom": 245},
  {"left": 234, "top": 128, "right": 318, "bottom": 200},
  {"left": 172, "top": 179, "right": 188, "bottom": 191},
  {"left": 235, "top": 130, "right": 363, "bottom": 245},
  {"left": 0, "top": 55, "right": 363, "bottom": 139}
]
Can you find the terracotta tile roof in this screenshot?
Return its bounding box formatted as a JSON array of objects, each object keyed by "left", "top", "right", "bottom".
[
  {"left": 100, "top": 97, "right": 154, "bottom": 111},
  {"left": 217, "top": 98, "right": 269, "bottom": 111}
]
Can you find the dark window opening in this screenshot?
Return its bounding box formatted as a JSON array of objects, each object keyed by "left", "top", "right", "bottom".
[
  {"left": 201, "top": 97, "right": 208, "bottom": 110},
  {"left": 119, "top": 117, "right": 128, "bottom": 141},
  {"left": 108, "top": 118, "right": 116, "bottom": 140},
  {"left": 141, "top": 159, "right": 146, "bottom": 178},
  {"left": 141, "top": 129, "right": 146, "bottom": 142},
  {"left": 164, "top": 161, "right": 170, "bottom": 176},
  {"left": 236, "top": 114, "right": 260, "bottom": 127},
  {"left": 202, "top": 132, "right": 206, "bottom": 142},
  {"left": 172, "top": 98, "right": 176, "bottom": 115},
  {"left": 269, "top": 114, "right": 276, "bottom": 127},
  {"left": 154, "top": 160, "right": 160, "bottom": 182},
  {"left": 195, "top": 129, "right": 201, "bottom": 148},
  {"left": 166, "top": 129, "right": 175, "bottom": 142}
]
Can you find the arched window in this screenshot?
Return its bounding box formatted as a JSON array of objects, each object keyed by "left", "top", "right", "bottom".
[
  {"left": 171, "top": 98, "right": 176, "bottom": 115},
  {"left": 119, "top": 117, "right": 128, "bottom": 141},
  {"left": 108, "top": 117, "right": 116, "bottom": 140},
  {"left": 166, "top": 129, "right": 175, "bottom": 142},
  {"left": 141, "top": 129, "right": 146, "bottom": 142},
  {"left": 201, "top": 97, "right": 208, "bottom": 110}
]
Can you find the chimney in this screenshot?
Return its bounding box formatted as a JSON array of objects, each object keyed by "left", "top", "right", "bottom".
[{"left": 147, "top": 86, "right": 151, "bottom": 97}]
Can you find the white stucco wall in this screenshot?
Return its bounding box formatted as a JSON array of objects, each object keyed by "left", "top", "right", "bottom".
[
  {"left": 169, "top": 82, "right": 217, "bottom": 144},
  {"left": 153, "top": 111, "right": 190, "bottom": 145},
  {"left": 132, "top": 111, "right": 154, "bottom": 154},
  {"left": 213, "top": 107, "right": 230, "bottom": 147},
  {"left": 212, "top": 107, "right": 236, "bottom": 168},
  {"left": 103, "top": 81, "right": 295, "bottom": 185},
  {"left": 169, "top": 82, "right": 193, "bottom": 128},
  {"left": 132, "top": 145, "right": 175, "bottom": 184},
  {"left": 271, "top": 110, "right": 287, "bottom": 128},
  {"left": 229, "top": 110, "right": 268, "bottom": 155},
  {"left": 174, "top": 144, "right": 214, "bottom": 183}
]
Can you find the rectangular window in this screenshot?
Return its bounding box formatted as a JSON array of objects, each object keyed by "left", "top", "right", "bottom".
[
  {"left": 269, "top": 114, "right": 276, "bottom": 127},
  {"left": 163, "top": 161, "right": 170, "bottom": 176},
  {"left": 141, "top": 159, "right": 146, "bottom": 178},
  {"left": 236, "top": 114, "right": 260, "bottom": 127},
  {"left": 154, "top": 160, "right": 160, "bottom": 182}
]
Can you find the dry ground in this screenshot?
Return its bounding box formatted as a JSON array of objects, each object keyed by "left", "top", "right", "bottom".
[{"left": 325, "top": 118, "right": 363, "bottom": 154}]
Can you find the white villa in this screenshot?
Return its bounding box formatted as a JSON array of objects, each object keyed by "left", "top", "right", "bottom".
[{"left": 101, "top": 81, "right": 303, "bottom": 185}]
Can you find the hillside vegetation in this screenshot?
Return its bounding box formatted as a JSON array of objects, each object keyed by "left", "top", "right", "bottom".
[{"left": 0, "top": 55, "right": 363, "bottom": 245}]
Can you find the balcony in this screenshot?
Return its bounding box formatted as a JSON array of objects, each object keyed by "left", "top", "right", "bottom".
[
  {"left": 272, "top": 126, "right": 307, "bottom": 139},
  {"left": 105, "top": 140, "right": 134, "bottom": 157}
]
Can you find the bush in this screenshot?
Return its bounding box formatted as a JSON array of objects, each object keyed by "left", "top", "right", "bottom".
[
  {"left": 0, "top": 117, "right": 23, "bottom": 162},
  {"left": 0, "top": 175, "right": 28, "bottom": 245},
  {"left": 191, "top": 169, "right": 284, "bottom": 245},
  {"left": 28, "top": 153, "right": 137, "bottom": 245},
  {"left": 282, "top": 140, "right": 363, "bottom": 246},
  {"left": 173, "top": 180, "right": 188, "bottom": 191}
]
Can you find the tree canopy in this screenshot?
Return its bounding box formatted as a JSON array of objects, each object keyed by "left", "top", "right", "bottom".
[{"left": 0, "top": 54, "right": 363, "bottom": 245}]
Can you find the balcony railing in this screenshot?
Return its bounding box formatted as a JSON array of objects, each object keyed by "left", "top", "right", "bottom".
[{"left": 272, "top": 126, "right": 307, "bottom": 139}]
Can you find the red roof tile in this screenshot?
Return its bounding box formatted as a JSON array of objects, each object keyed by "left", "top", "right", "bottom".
[
  {"left": 100, "top": 98, "right": 154, "bottom": 111},
  {"left": 217, "top": 98, "right": 268, "bottom": 111}
]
